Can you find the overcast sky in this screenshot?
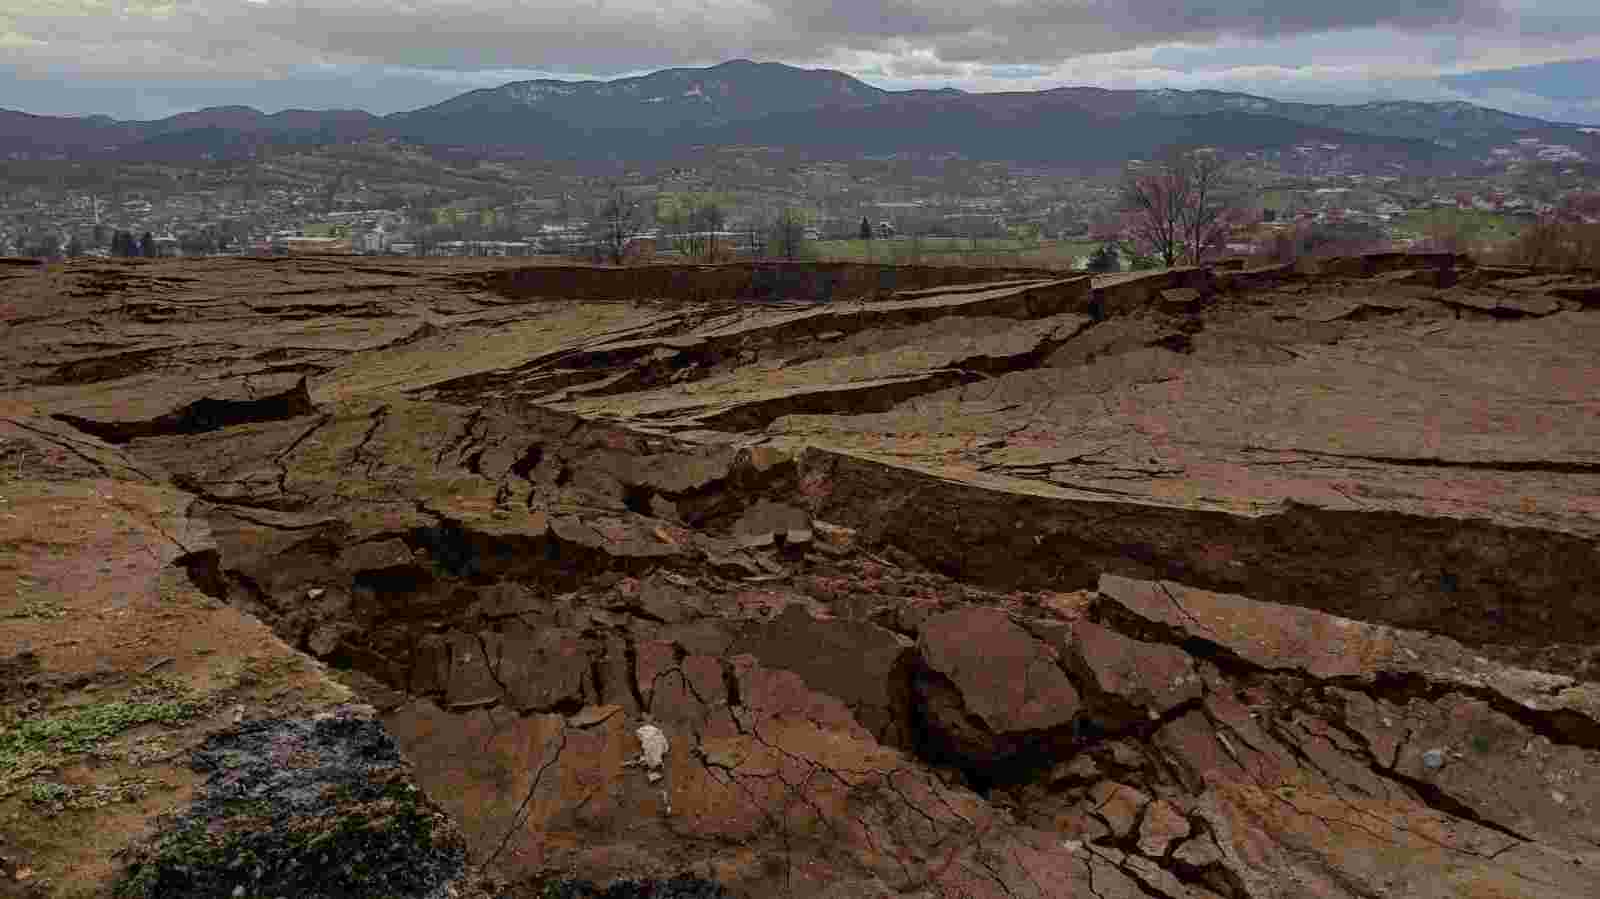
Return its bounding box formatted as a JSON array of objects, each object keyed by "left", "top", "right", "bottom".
[{"left": 2, "top": 0, "right": 1597, "bottom": 122}]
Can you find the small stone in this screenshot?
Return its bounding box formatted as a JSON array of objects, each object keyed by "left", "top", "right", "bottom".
[
  {"left": 1107, "top": 740, "right": 1145, "bottom": 768},
  {"left": 1421, "top": 748, "right": 1446, "bottom": 771},
  {"left": 1049, "top": 754, "right": 1101, "bottom": 783},
  {"left": 738, "top": 531, "right": 776, "bottom": 549},
  {"left": 306, "top": 587, "right": 325, "bottom": 600},
  {"left": 1138, "top": 799, "right": 1192, "bottom": 857},
  {"left": 745, "top": 445, "right": 792, "bottom": 473},
  {"left": 307, "top": 624, "right": 345, "bottom": 657},
  {"left": 1173, "top": 837, "right": 1223, "bottom": 868},
  {"left": 649, "top": 494, "right": 680, "bottom": 520},
  {"left": 636, "top": 723, "right": 669, "bottom": 770},
  {"left": 233, "top": 886, "right": 246, "bottom": 898},
  {"left": 811, "top": 520, "right": 856, "bottom": 554},
  {"left": 733, "top": 500, "right": 809, "bottom": 547}
]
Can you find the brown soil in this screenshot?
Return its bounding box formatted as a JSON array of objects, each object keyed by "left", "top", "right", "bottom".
[{"left": 2, "top": 253, "right": 1598, "bottom": 898}]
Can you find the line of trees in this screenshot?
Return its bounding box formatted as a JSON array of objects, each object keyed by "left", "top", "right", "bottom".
[
  {"left": 549, "top": 150, "right": 1249, "bottom": 270},
  {"left": 575, "top": 185, "right": 818, "bottom": 265}
]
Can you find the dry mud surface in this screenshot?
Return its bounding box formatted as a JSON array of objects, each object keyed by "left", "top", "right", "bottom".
[{"left": 2, "top": 255, "right": 1599, "bottom": 898}]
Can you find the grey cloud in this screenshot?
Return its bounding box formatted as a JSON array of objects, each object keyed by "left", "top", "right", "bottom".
[
  {"left": 740, "top": 0, "right": 1507, "bottom": 64},
  {"left": 1443, "top": 57, "right": 1600, "bottom": 101},
  {"left": 880, "top": 56, "right": 969, "bottom": 78},
  {"left": 1, "top": 0, "right": 1596, "bottom": 120},
  {"left": 231, "top": 1, "right": 769, "bottom": 73},
  {"left": 189, "top": 0, "right": 1515, "bottom": 73},
  {"left": 0, "top": 65, "right": 509, "bottom": 120}
]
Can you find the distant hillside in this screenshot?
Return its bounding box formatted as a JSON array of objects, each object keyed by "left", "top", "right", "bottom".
[
  {"left": 676, "top": 94, "right": 1442, "bottom": 165},
  {"left": 0, "top": 60, "right": 1588, "bottom": 165},
  {"left": 0, "top": 105, "right": 379, "bottom": 158},
  {"left": 388, "top": 59, "right": 885, "bottom": 138}
]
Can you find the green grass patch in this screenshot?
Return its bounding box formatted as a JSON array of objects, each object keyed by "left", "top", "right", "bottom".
[
  {"left": 26, "top": 781, "right": 73, "bottom": 804},
  {"left": 24, "top": 777, "right": 157, "bottom": 815},
  {"left": 1392, "top": 208, "right": 1527, "bottom": 243},
  {"left": 3, "top": 597, "right": 67, "bottom": 620},
  {"left": 7, "top": 698, "right": 198, "bottom": 754},
  {"left": 0, "top": 692, "right": 202, "bottom": 796},
  {"left": 1259, "top": 189, "right": 1296, "bottom": 211}
]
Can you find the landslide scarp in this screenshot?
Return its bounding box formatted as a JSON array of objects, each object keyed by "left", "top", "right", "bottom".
[{"left": 4, "top": 254, "right": 1599, "bottom": 899}]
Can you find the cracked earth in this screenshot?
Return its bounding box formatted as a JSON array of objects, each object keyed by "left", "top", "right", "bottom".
[{"left": 2, "top": 255, "right": 1599, "bottom": 897}]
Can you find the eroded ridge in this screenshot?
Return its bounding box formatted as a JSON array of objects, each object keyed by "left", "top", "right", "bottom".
[{"left": 2, "top": 252, "right": 1598, "bottom": 897}]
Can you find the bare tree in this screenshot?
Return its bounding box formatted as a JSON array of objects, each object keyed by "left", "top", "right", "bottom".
[
  {"left": 744, "top": 218, "right": 767, "bottom": 258},
  {"left": 595, "top": 186, "right": 643, "bottom": 265},
  {"left": 1120, "top": 146, "right": 1238, "bottom": 267},
  {"left": 1505, "top": 215, "right": 1600, "bottom": 270},
  {"left": 666, "top": 197, "right": 728, "bottom": 263},
  {"left": 659, "top": 201, "right": 688, "bottom": 259},
  {"left": 691, "top": 200, "right": 726, "bottom": 262},
  {"left": 770, "top": 207, "right": 808, "bottom": 261}
]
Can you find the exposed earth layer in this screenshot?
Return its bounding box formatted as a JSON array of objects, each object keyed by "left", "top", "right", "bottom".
[{"left": 2, "top": 255, "right": 1598, "bottom": 898}]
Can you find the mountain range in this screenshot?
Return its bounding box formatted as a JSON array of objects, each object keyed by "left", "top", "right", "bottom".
[{"left": 3, "top": 60, "right": 1595, "bottom": 166}]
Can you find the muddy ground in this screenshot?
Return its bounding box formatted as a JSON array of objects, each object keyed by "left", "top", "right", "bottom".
[{"left": 2, "top": 254, "right": 1598, "bottom": 898}]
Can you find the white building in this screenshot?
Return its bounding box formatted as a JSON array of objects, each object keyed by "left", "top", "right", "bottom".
[{"left": 356, "top": 224, "right": 391, "bottom": 254}]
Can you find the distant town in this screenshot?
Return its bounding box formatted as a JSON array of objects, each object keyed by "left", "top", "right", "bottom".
[{"left": 3, "top": 133, "right": 1595, "bottom": 269}]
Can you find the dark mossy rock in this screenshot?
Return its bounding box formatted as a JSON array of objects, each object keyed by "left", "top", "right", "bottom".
[{"left": 116, "top": 708, "right": 465, "bottom": 899}]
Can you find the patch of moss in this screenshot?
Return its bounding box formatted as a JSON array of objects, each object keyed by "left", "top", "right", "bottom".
[
  {"left": 5, "top": 698, "right": 197, "bottom": 754},
  {"left": 26, "top": 781, "right": 73, "bottom": 805},
  {"left": 24, "top": 776, "right": 158, "bottom": 816},
  {"left": 0, "top": 695, "right": 201, "bottom": 795},
  {"left": 2, "top": 597, "right": 66, "bottom": 620},
  {"left": 216, "top": 654, "right": 302, "bottom": 692},
  {"left": 115, "top": 778, "right": 462, "bottom": 899}
]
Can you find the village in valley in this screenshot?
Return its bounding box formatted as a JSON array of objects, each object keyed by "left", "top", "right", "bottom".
[{"left": 4, "top": 129, "right": 1595, "bottom": 269}]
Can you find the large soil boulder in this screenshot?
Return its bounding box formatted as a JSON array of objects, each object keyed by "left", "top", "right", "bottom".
[{"left": 914, "top": 607, "right": 1082, "bottom": 773}]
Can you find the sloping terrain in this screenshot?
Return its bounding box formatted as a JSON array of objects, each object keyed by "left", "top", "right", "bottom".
[{"left": 2, "top": 254, "right": 1599, "bottom": 898}]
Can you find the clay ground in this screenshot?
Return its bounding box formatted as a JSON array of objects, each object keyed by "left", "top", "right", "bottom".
[{"left": 1, "top": 254, "right": 1599, "bottom": 898}]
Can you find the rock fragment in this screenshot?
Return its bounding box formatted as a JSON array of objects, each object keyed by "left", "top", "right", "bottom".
[
  {"left": 915, "top": 607, "right": 1081, "bottom": 770},
  {"left": 731, "top": 500, "right": 811, "bottom": 549},
  {"left": 1063, "top": 618, "right": 1201, "bottom": 722},
  {"left": 1138, "top": 799, "right": 1192, "bottom": 857},
  {"left": 633, "top": 723, "right": 670, "bottom": 782}
]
